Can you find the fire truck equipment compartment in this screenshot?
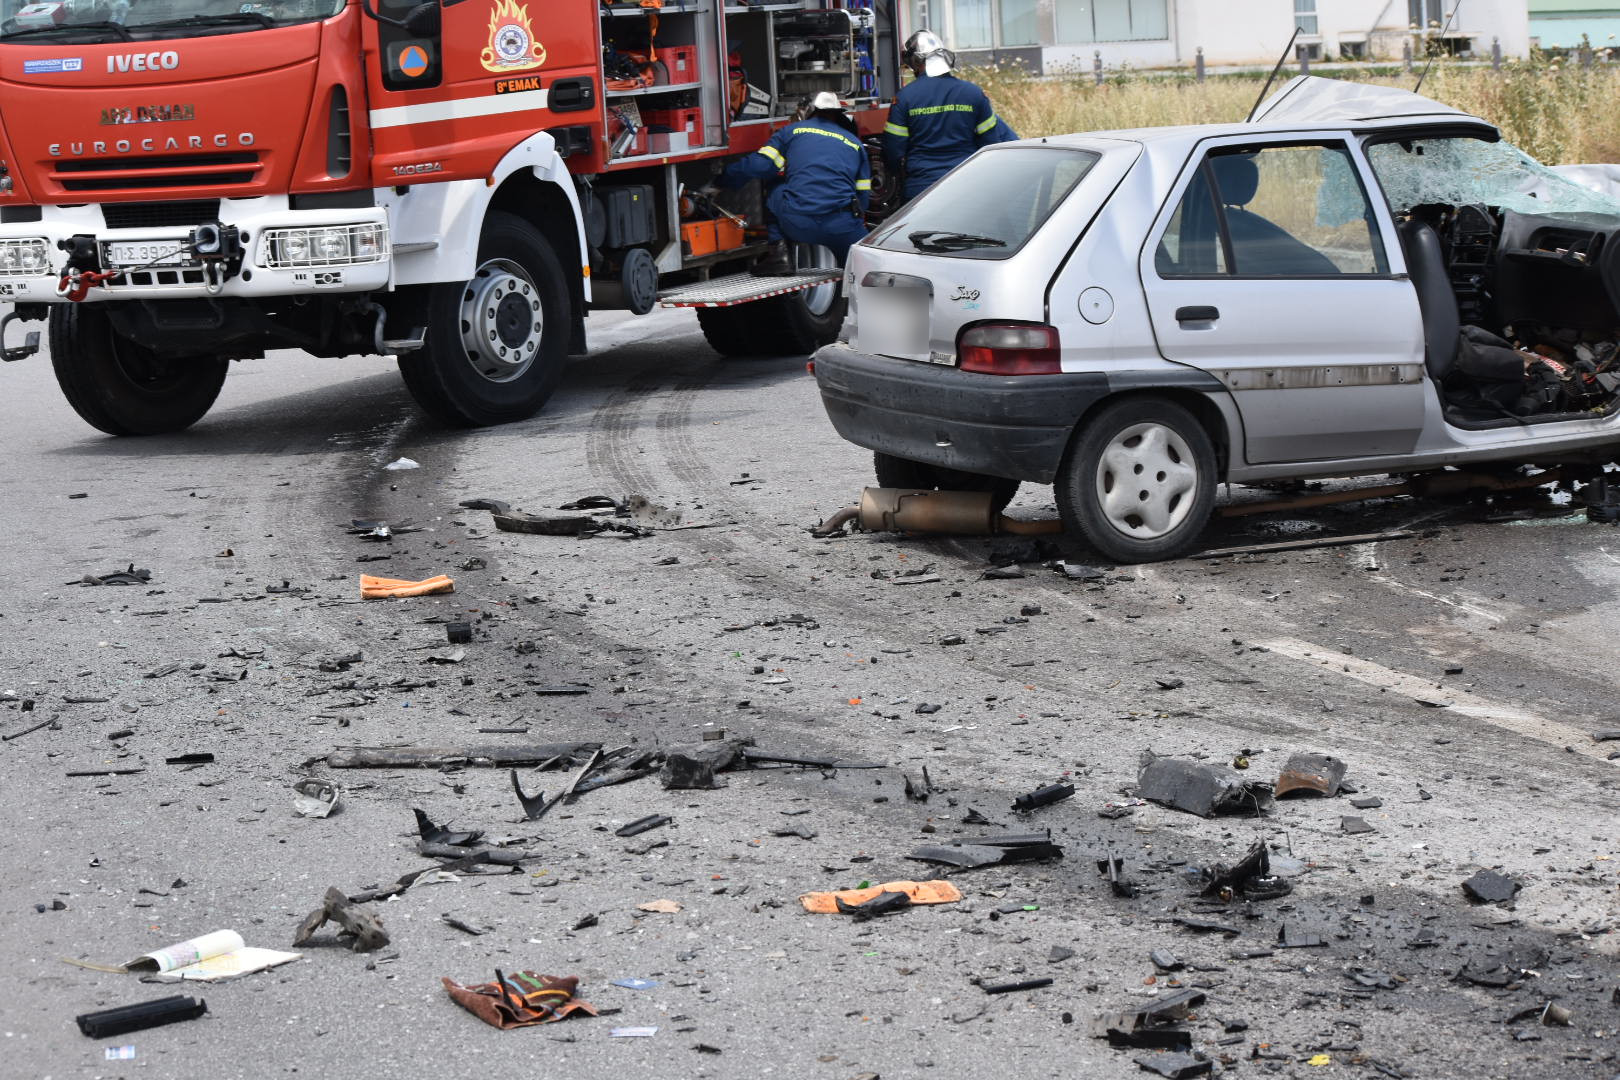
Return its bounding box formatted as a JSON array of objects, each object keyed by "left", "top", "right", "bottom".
[{"left": 596, "top": 186, "right": 657, "bottom": 250}]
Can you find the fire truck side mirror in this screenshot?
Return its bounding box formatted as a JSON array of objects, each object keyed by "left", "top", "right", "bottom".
[{"left": 402, "top": 2, "right": 441, "bottom": 37}]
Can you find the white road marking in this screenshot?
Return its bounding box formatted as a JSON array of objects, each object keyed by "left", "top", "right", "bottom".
[
  {"left": 1261, "top": 637, "right": 1606, "bottom": 758},
  {"left": 1367, "top": 575, "right": 1506, "bottom": 623}
]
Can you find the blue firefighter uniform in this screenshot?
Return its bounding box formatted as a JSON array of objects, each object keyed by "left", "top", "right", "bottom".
[
  {"left": 720, "top": 115, "right": 872, "bottom": 262},
  {"left": 883, "top": 73, "right": 1016, "bottom": 201}
]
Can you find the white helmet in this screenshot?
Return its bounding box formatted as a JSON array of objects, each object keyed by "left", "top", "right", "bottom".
[
  {"left": 809, "top": 90, "right": 845, "bottom": 112},
  {"left": 903, "top": 29, "right": 955, "bottom": 77}
]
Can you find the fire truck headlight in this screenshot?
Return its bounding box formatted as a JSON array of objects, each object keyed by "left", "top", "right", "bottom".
[
  {"left": 260, "top": 223, "right": 389, "bottom": 269},
  {"left": 0, "top": 238, "right": 50, "bottom": 275}
]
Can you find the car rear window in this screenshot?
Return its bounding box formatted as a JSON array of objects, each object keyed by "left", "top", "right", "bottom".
[{"left": 869, "top": 147, "right": 1100, "bottom": 260}]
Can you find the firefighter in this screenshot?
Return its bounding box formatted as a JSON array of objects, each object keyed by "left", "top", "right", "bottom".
[
  {"left": 712, "top": 91, "right": 871, "bottom": 276},
  {"left": 884, "top": 29, "right": 1017, "bottom": 202}
]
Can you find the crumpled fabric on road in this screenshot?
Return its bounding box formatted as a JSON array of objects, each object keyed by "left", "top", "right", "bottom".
[
  {"left": 442, "top": 971, "right": 598, "bottom": 1029},
  {"left": 800, "top": 879, "right": 962, "bottom": 914},
  {"left": 360, "top": 574, "right": 454, "bottom": 599}
]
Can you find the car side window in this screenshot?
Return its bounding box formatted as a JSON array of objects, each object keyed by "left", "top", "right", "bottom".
[{"left": 1157, "top": 143, "right": 1389, "bottom": 278}]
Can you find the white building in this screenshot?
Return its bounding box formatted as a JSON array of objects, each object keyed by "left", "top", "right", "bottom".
[{"left": 911, "top": 0, "right": 1531, "bottom": 71}]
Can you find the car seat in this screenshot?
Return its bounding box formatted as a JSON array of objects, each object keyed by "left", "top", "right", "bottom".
[
  {"left": 1395, "top": 218, "right": 1459, "bottom": 380},
  {"left": 1208, "top": 154, "right": 1341, "bottom": 277}
]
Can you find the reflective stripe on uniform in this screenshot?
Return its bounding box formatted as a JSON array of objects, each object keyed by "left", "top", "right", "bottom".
[
  {"left": 791, "top": 126, "right": 863, "bottom": 152},
  {"left": 757, "top": 145, "right": 785, "bottom": 168},
  {"left": 908, "top": 103, "right": 975, "bottom": 115},
  {"left": 975, "top": 113, "right": 999, "bottom": 134},
  {"left": 854, "top": 178, "right": 872, "bottom": 190},
  {"left": 884, "top": 121, "right": 909, "bottom": 136}
]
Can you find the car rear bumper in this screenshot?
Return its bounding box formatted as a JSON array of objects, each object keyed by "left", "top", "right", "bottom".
[{"left": 813, "top": 343, "right": 1111, "bottom": 483}]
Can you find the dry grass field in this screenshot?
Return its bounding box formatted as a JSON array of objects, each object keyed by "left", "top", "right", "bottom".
[{"left": 973, "top": 61, "right": 1620, "bottom": 165}]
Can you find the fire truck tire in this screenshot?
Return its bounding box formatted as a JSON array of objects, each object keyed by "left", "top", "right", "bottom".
[
  {"left": 694, "top": 243, "right": 845, "bottom": 357},
  {"left": 49, "top": 304, "right": 228, "bottom": 436},
  {"left": 399, "top": 212, "right": 568, "bottom": 427}
]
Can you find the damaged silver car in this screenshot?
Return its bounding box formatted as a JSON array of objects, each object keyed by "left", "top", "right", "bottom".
[{"left": 813, "top": 76, "right": 1620, "bottom": 561}]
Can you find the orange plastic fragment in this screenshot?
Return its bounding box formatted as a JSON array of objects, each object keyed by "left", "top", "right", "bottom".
[
  {"left": 360, "top": 574, "right": 455, "bottom": 599},
  {"left": 799, "top": 879, "right": 963, "bottom": 914}
]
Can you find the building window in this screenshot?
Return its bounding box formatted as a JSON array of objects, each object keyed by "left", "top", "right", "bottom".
[
  {"left": 1295, "top": 0, "right": 1318, "bottom": 36},
  {"left": 1055, "top": 0, "right": 1168, "bottom": 44},
  {"left": 1409, "top": 0, "right": 1446, "bottom": 30},
  {"left": 999, "top": 0, "right": 1040, "bottom": 46}
]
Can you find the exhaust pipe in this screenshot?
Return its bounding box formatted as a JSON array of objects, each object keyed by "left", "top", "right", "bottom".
[{"left": 813, "top": 488, "right": 1063, "bottom": 538}]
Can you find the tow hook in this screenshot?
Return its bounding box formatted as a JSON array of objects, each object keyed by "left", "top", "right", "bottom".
[
  {"left": 368, "top": 302, "right": 426, "bottom": 356},
  {"left": 0, "top": 303, "right": 44, "bottom": 362}
]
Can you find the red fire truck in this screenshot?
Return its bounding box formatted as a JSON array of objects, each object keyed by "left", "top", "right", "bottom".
[{"left": 0, "top": 0, "right": 903, "bottom": 434}]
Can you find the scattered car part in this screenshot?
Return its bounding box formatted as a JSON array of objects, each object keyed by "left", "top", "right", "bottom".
[
  {"left": 446, "top": 621, "right": 473, "bottom": 644},
  {"left": 909, "top": 831, "right": 1063, "bottom": 869},
  {"left": 1012, "top": 782, "right": 1074, "bottom": 812},
  {"left": 1462, "top": 868, "right": 1522, "bottom": 904},
  {"left": 1137, "top": 753, "right": 1273, "bottom": 817},
  {"left": 979, "top": 977, "right": 1053, "bottom": 994},
  {"left": 76, "top": 996, "right": 207, "bottom": 1039},
  {"left": 800, "top": 880, "right": 962, "bottom": 914},
  {"left": 1273, "top": 752, "right": 1348, "bottom": 798},
  {"left": 313, "top": 742, "right": 600, "bottom": 769},
  {"left": 413, "top": 808, "right": 482, "bottom": 848},
  {"left": 835, "top": 890, "right": 913, "bottom": 920},
  {"left": 812, "top": 487, "right": 1063, "bottom": 539},
  {"left": 292, "top": 779, "right": 341, "bottom": 819},
  {"left": 293, "top": 887, "right": 389, "bottom": 952},
  {"left": 75, "top": 565, "right": 151, "bottom": 587},
  {"left": 616, "top": 814, "right": 673, "bottom": 838},
  {"left": 442, "top": 970, "right": 598, "bottom": 1029},
  {"left": 359, "top": 573, "right": 454, "bottom": 599},
  {"left": 1199, "top": 841, "right": 1291, "bottom": 902},
  {"left": 459, "top": 498, "right": 512, "bottom": 513},
  {"left": 741, "top": 749, "right": 884, "bottom": 769}
]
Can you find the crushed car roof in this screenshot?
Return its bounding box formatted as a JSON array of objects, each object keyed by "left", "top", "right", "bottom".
[{"left": 1022, "top": 76, "right": 1498, "bottom": 151}]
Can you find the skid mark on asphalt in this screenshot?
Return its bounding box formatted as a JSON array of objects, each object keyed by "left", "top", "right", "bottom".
[{"left": 1261, "top": 636, "right": 1606, "bottom": 758}]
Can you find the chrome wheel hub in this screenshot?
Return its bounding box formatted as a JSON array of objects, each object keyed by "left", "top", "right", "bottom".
[
  {"left": 1095, "top": 421, "right": 1199, "bottom": 539},
  {"left": 460, "top": 258, "right": 541, "bottom": 383}
]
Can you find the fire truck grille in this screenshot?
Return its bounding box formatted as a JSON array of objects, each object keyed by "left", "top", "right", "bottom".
[
  {"left": 101, "top": 200, "right": 223, "bottom": 230},
  {"left": 51, "top": 152, "right": 261, "bottom": 193}
]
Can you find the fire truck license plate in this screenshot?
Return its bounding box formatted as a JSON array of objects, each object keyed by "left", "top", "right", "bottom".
[{"left": 104, "top": 240, "right": 189, "bottom": 268}]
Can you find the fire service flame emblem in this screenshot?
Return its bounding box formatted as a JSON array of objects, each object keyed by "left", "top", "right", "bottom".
[{"left": 480, "top": 0, "right": 545, "bottom": 73}]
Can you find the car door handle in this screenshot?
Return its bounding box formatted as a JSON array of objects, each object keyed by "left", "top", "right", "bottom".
[{"left": 1175, "top": 305, "right": 1219, "bottom": 323}]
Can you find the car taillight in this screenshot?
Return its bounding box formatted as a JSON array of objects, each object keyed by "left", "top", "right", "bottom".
[{"left": 957, "top": 323, "right": 1061, "bottom": 375}]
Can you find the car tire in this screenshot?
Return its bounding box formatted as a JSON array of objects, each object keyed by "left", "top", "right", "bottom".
[
  {"left": 873, "top": 451, "right": 1021, "bottom": 514},
  {"left": 1055, "top": 397, "right": 1217, "bottom": 563},
  {"left": 398, "top": 211, "right": 569, "bottom": 427},
  {"left": 695, "top": 243, "right": 845, "bottom": 358},
  {"left": 50, "top": 304, "right": 228, "bottom": 436}
]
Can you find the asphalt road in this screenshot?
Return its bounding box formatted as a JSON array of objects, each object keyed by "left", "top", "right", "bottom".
[{"left": 3, "top": 310, "right": 1619, "bottom": 1080}]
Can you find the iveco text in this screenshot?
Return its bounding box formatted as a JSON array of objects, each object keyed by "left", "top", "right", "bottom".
[{"left": 107, "top": 51, "right": 180, "bottom": 72}]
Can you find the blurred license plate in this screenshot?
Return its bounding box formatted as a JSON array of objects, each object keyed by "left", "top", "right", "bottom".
[
  {"left": 857, "top": 287, "right": 932, "bottom": 362},
  {"left": 104, "top": 240, "right": 189, "bottom": 268}
]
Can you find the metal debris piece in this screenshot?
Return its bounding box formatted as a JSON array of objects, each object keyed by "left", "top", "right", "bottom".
[
  {"left": 616, "top": 814, "right": 672, "bottom": 838},
  {"left": 1137, "top": 753, "right": 1273, "bottom": 817},
  {"left": 510, "top": 770, "right": 547, "bottom": 821},
  {"left": 294, "top": 886, "right": 389, "bottom": 952},
  {"left": 979, "top": 977, "right": 1053, "bottom": 994},
  {"left": 909, "top": 831, "right": 1063, "bottom": 869},
  {"left": 1134, "top": 1052, "right": 1213, "bottom": 1078},
  {"left": 314, "top": 742, "right": 600, "bottom": 769},
  {"left": 1150, "top": 949, "right": 1183, "bottom": 972},
  {"left": 1274, "top": 752, "right": 1348, "bottom": 798},
  {"left": 1093, "top": 988, "right": 1206, "bottom": 1049},
  {"left": 835, "top": 890, "right": 913, "bottom": 921},
  {"left": 292, "top": 779, "right": 341, "bottom": 818},
  {"left": 1097, "top": 848, "right": 1138, "bottom": 898},
  {"left": 1012, "top": 783, "right": 1074, "bottom": 812},
  {"left": 413, "top": 808, "right": 482, "bottom": 848},
  {"left": 1462, "top": 869, "right": 1521, "bottom": 904},
  {"left": 1199, "top": 840, "right": 1291, "bottom": 902}
]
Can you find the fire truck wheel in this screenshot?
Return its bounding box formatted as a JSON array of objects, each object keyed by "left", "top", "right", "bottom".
[
  {"left": 694, "top": 243, "right": 845, "bottom": 357},
  {"left": 49, "top": 304, "right": 228, "bottom": 436},
  {"left": 399, "top": 211, "right": 568, "bottom": 427}
]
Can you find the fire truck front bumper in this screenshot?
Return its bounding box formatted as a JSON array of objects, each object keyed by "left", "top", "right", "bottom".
[{"left": 0, "top": 200, "right": 393, "bottom": 303}]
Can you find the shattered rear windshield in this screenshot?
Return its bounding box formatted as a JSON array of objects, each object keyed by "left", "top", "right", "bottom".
[
  {"left": 1365, "top": 135, "right": 1620, "bottom": 217},
  {"left": 868, "top": 147, "right": 1099, "bottom": 260}
]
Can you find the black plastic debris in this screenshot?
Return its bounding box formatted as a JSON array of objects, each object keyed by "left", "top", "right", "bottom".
[
  {"left": 1460, "top": 944, "right": 1547, "bottom": 987},
  {"left": 1341, "top": 815, "right": 1376, "bottom": 834},
  {"left": 1137, "top": 753, "right": 1273, "bottom": 818},
  {"left": 294, "top": 886, "right": 389, "bottom": 951},
  {"left": 661, "top": 738, "right": 751, "bottom": 790},
  {"left": 1348, "top": 968, "right": 1399, "bottom": 990},
  {"left": 1098, "top": 849, "right": 1138, "bottom": 898},
  {"left": 1274, "top": 752, "right": 1348, "bottom": 798},
  {"left": 509, "top": 771, "right": 547, "bottom": 821},
  {"left": 1134, "top": 1052, "right": 1213, "bottom": 1078},
  {"left": 1057, "top": 562, "right": 1106, "bottom": 581},
  {"left": 77, "top": 995, "right": 206, "bottom": 1039},
  {"left": 459, "top": 498, "right": 512, "bottom": 514},
  {"left": 617, "top": 814, "right": 672, "bottom": 838},
  {"left": 76, "top": 565, "right": 151, "bottom": 587},
  {"left": 1350, "top": 796, "right": 1383, "bottom": 809},
  {"left": 414, "top": 808, "right": 482, "bottom": 848},
  {"left": 978, "top": 976, "right": 1052, "bottom": 994},
  {"left": 904, "top": 767, "right": 934, "bottom": 802},
  {"left": 914, "top": 703, "right": 941, "bottom": 715},
  {"left": 1012, "top": 783, "right": 1073, "bottom": 812},
  {"left": 835, "top": 890, "right": 911, "bottom": 921},
  {"left": 1092, "top": 988, "right": 1206, "bottom": 1049},
  {"left": 1462, "top": 869, "right": 1521, "bottom": 904},
  {"left": 446, "top": 621, "right": 473, "bottom": 645},
  {"left": 1276, "top": 925, "right": 1326, "bottom": 948},
  {"left": 1150, "top": 949, "right": 1183, "bottom": 972},
  {"left": 556, "top": 495, "right": 619, "bottom": 511},
  {"left": 165, "top": 753, "right": 214, "bottom": 766},
  {"left": 909, "top": 831, "right": 1063, "bottom": 869},
  {"left": 982, "top": 565, "right": 1025, "bottom": 580},
  {"left": 1174, "top": 917, "right": 1240, "bottom": 936},
  {"left": 1199, "top": 841, "right": 1291, "bottom": 902}
]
